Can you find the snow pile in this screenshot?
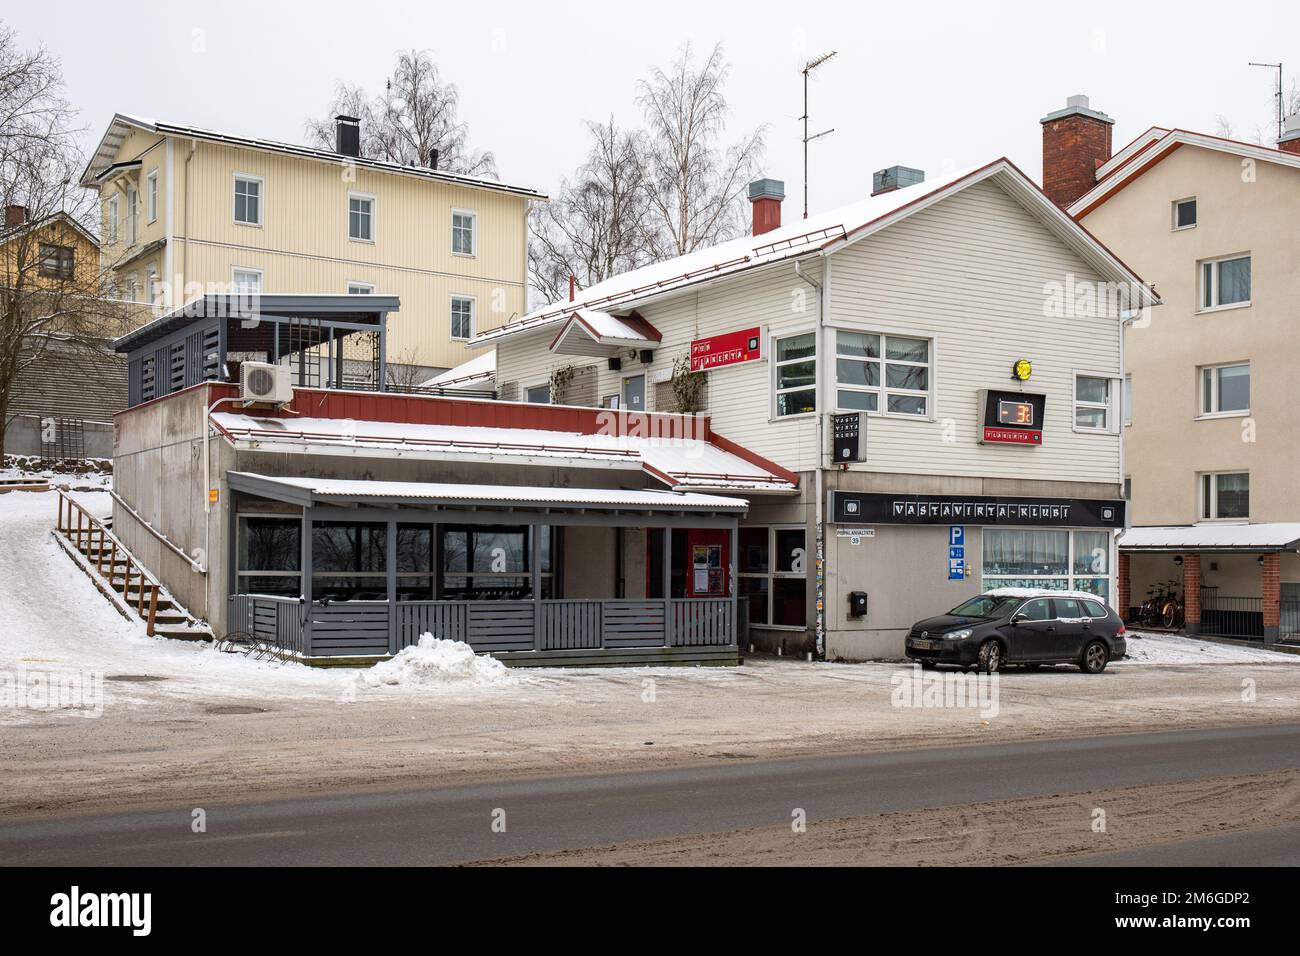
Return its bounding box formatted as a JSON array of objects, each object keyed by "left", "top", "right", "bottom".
[
  {"left": 1118, "top": 631, "right": 1300, "bottom": 665},
  {"left": 357, "top": 634, "right": 518, "bottom": 690}
]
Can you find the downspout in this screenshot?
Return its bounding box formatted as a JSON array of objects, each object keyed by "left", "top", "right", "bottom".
[
  {"left": 182, "top": 139, "right": 196, "bottom": 295},
  {"left": 202, "top": 392, "right": 242, "bottom": 624},
  {"left": 794, "top": 258, "right": 826, "bottom": 660}
]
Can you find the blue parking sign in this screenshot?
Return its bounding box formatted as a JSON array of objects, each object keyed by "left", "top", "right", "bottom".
[{"left": 950, "top": 526, "right": 964, "bottom": 546}]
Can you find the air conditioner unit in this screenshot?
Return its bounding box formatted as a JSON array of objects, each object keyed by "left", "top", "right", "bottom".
[{"left": 240, "top": 361, "right": 293, "bottom": 404}]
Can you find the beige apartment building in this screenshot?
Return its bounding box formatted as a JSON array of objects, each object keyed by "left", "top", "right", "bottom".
[
  {"left": 79, "top": 114, "right": 543, "bottom": 380},
  {"left": 1041, "top": 96, "right": 1300, "bottom": 643}
]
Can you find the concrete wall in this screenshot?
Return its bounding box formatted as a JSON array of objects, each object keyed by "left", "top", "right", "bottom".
[{"left": 5, "top": 415, "right": 115, "bottom": 459}]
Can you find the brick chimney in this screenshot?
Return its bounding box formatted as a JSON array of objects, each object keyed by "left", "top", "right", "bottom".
[
  {"left": 748, "top": 178, "right": 784, "bottom": 236},
  {"left": 1041, "top": 95, "right": 1114, "bottom": 208},
  {"left": 1278, "top": 113, "right": 1300, "bottom": 155},
  {"left": 4, "top": 204, "right": 28, "bottom": 228}
]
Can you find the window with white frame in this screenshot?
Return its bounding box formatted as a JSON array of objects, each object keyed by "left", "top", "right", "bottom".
[
  {"left": 106, "top": 195, "right": 119, "bottom": 244},
  {"left": 349, "top": 194, "right": 374, "bottom": 241},
  {"left": 1199, "top": 362, "right": 1249, "bottom": 416},
  {"left": 146, "top": 268, "right": 159, "bottom": 306},
  {"left": 835, "top": 330, "right": 930, "bottom": 415},
  {"left": 451, "top": 210, "right": 476, "bottom": 256},
  {"left": 1200, "top": 254, "right": 1250, "bottom": 309},
  {"left": 232, "top": 268, "right": 262, "bottom": 294},
  {"left": 525, "top": 383, "right": 551, "bottom": 404},
  {"left": 1173, "top": 197, "right": 1196, "bottom": 230},
  {"left": 774, "top": 332, "right": 816, "bottom": 417},
  {"left": 1074, "top": 375, "right": 1113, "bottom": 430},
  {"left": 1200, "top": 471, "right": 1249, "bottom": 520},
  {"left": 146, "top": 169, "right": 158, "bottom": 223},
  {"left": 982, "top": 529, "right": 1112, "bottom": 603},
  {"left": 347, "top": 282, "right": 375, "bottom": 295},
  {"left": 125, "top": 183, "right": 138, "bottom": 244},
  {"left": 233, "top": 175, "right": 262, "bottom": 225},
  {"left": 1122, "top": 374, "right": 1132, "bottom": 426},
  {"left": 450, "top": 295, "right": 474, "bottom": 340},
  {"left": 738, "top": 526, "right": 807, "bottom": 628}
]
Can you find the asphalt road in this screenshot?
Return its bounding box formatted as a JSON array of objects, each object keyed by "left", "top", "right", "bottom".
[{"left": 2, "top": 723, "right": 1297, "bottom": 866}]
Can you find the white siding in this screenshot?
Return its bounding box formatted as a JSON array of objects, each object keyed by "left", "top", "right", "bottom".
[
  {"left": 496, "top": 178, "right": 1123, "bottom": 484},
  {"left": 828, "top": 179, "right": 1122, "bottom": 484}
]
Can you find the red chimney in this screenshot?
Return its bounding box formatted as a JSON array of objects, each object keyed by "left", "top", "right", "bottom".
[
  {"left": 1279, "top": 113, "right": 1300, "bottom": 155},
  {"left": 748, "top": 178, "right": 784, "bottom": 236},
  {"left": 1041, "top": 95, "right": 1114, "bottom": 209},
  {"left": 4, "top": 205, "right": 28, "bottom": 228}
]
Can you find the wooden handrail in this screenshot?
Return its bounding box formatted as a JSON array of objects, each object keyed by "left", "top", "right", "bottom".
[
  {"left": 55, "top": 488, "right": 164, "bottom": 637},
  {"left": 108, "top": 490, "right": 206, "bottom": 574}
]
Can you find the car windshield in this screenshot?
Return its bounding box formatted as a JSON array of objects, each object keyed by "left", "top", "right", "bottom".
[{"left": 948, "top": 595, "right": 1023, "bottom": 619}]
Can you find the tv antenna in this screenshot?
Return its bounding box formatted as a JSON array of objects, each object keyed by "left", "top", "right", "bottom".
[
  {"left": 1249, "top": 61, "right": 1284, "bottom": 142},
  {"left": 800, "top": 50, "right": 838, "bottom": 219}
]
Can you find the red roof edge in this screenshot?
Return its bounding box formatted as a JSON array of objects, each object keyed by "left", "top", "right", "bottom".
[{"left": 707, "top": 429, "right": 800, "bottom": 487}]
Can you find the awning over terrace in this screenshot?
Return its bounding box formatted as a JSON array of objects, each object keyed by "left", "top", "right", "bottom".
[
  {"left": 213, "top": 412, "right": 796, "bottom": 493},
  {"left": 1118, "top": 523, "right": 1300, "bottom": 552},
  {"left": 226, "top": 472, "right": 748, "bottom": 517}
]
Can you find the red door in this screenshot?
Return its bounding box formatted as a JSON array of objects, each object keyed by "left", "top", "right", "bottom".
[{"left": 686, "top": 529, "right": 730, "bottom": 598}]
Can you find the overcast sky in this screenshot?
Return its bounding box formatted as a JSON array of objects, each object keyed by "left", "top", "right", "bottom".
[{"left": 11, "top": 1, "right": 1298, "bottom": 213}]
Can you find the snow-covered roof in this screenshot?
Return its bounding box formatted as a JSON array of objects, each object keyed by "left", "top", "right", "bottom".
[
  {"left": 419, "top": 350, "right": 496, "bottom": 390},
  {"left": 472, "top": 157, "right": 1158, "bottom": 347},
  {"left": 549, "top": 310, "right": 662, "bottom": 356},
  {"left": 212, "top": 412, "right": 796, "bottom": 493},
  {"left": 226, "top": 473, "right": 748, "bottom": 512},
  {"left": 1070, "top": 129, "right": 1300, "bottom": 218},
  {"left": 80, "top": 113, "right": 545, "bottom": 199},
  {"left": 1117, "top": 523, "right": 1300, "bottom": 551},
  {"left": 985, "top": 587, "right": 1113, "bottom": 602}
]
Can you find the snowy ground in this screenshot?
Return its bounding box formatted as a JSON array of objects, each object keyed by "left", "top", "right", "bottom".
[{"left": 2, "top": 486, "right": 1299, "bottom": 819}]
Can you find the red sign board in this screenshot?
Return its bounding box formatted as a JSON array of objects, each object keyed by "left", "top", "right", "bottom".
[
  {"left": 690, "top": 327, "right": 762, "bottom": 372},
  {"left": 982, "top": 426, "right": 1042, "bottom": 446}
]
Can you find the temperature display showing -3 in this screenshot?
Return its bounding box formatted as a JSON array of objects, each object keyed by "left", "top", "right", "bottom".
[{"left": 997, "top": 399, "right": 1035, "bottom": 427}]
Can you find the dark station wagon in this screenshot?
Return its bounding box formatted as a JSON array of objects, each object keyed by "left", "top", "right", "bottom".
[{"left": 905, "top": 589, "right": 1127, "bottom": 674}]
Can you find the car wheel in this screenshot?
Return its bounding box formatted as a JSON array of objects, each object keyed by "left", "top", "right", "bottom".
[
  {"left": 920, "top": 660, "right": 937, "bottom": 670},
  {"left": 1080, "top": 640, "right": 1109, "bottom": 674},
  {"left": 977, "top": 640, "right": 1004, "bottom": 674}
]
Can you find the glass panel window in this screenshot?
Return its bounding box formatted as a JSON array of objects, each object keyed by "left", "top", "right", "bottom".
[
  {"left": 349, "top": 195, "right": 374, "bottom": 241},
  {"left": 1201, "top": 363, "right": 1249, "bottom": 415},
  {"left": 233, "top": 176, "right": 261, "bottom": 225},
  {"left": 146, "top": 170, "right": 158, "bottom": 223},
  {"left": 38, "top": 244, "right": 74, "bottom": 279},
  {"left": 526, "top": 383, "right": 550, "bottom": 404},
  {"left": 1202, "top": 472, "right": 1249, "bottom": 520},
  {"left": 126, "top": 184, "right": 137, "bottom": 244},
  {"left": 1201, "top": 255, "right": 1251, "bottom": 308},
  {"left": 452, "top": 211, "right": 476, "bottom": 255},
  {"left": 347, "top": 283, "right": 375, "bottom": 295},
  {"left": 737, "top": 526, "right": 806, "bottom": 629},
  {"left": 439, "top": 525, "right": 548, "bottom": 600},
  {"left": 835, "top": 330, "right": 929, "bottom": 415},
  {"left": 232, "top": 269, "right": 262, "bottom": 294},
  {"left": 451, "top": 296, "right": 474, "bottom": 340},
  {"left": 983, "top": 530, "right": 1114, "bottom": 603},
  {"left": 1018, "top": 598, "right": 1053, "bottom": 621},
  {"left": 1074, "top": 375, "right": 1111, "bottom": 430},
  {"left": 236, "top": 516, "right": 301, "bottom": 596},
  {"left": 1173, "top": 198, "right": 1196, "bottom": 229},
  {"left": 775, "top": 332, "right": 817, "bottom": 417},
  {"left": 107, "top": 195, "right": 119, "bottom": 244}
]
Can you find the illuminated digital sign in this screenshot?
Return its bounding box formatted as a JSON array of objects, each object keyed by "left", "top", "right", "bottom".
[
  {"left": 997, "top": 399, "right": 1035, "bottom": 427},
  {"left": 979, "top": 390, "right": 1046, "bottom": 446}
]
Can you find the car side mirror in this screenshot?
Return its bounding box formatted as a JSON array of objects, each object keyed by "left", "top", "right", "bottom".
[{"left": 1010, "top": 613, "right": 1028, "bottom": 625}]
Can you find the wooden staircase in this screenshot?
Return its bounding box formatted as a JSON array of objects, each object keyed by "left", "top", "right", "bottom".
[{"left": 54, "top": 489, "right": 212, "bottom": 641}]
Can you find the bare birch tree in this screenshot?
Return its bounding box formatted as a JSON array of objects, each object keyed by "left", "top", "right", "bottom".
[
  {"left": 306, "top": 50, "right": 497, "bottom": 177},
  {"left": 528, "top": 118, "right": 653, "bottom": 306},
  {"left": 0, "top": 24, "right": 132, "bottom": 455},
  {"left": 636, "top": 42, "right": 765, "bottom": 257}
]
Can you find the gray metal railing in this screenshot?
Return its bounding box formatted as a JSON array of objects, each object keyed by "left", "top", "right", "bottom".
[{"left": 1198, "top": 591, "right": 1263, "bottom": 640}]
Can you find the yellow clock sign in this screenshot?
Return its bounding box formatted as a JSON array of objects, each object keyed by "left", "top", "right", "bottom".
[{"left": 1012, "top": 359, "right": 1033, "bottom": 382}]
